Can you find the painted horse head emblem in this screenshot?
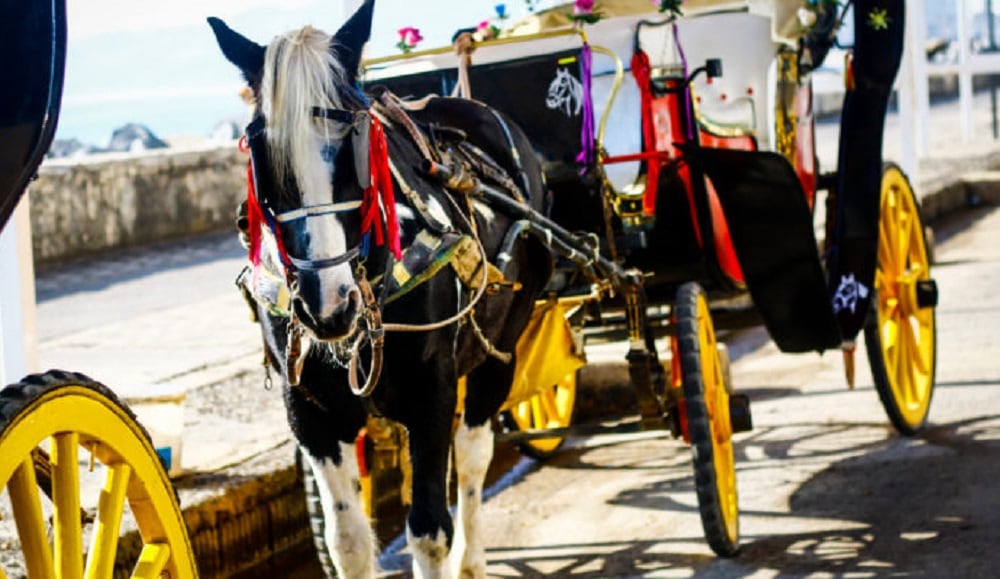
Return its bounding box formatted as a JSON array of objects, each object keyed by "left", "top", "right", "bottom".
[
  {"left": 832, "top": 273, "right": 870, "bottom": 314},
  {"left": 545, "top": 67, "right": 583, "bottom": 117}
]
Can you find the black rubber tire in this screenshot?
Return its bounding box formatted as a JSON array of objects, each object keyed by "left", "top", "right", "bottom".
[
  {"left": 863, "top": 163, "right": 937, "bottom": 435},
  {"left": 296, "top": 447, "right": 339, "bottom": 578},
  {"left": 676, "top": 282, "right": 740, "bottom": 557}
]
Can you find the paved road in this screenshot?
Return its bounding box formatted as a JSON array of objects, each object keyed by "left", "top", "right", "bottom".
[
  {"left": 24, "top": 101, "right": 1000, "bottom": 576},
  {"left": 31, "top": 191, "right": 1000, "bottom": 579},
  {"left": 35, "top": 232, "right": 260, "bottom": 394},
  {"left": 448, "top": 205, "right": 1000, "bottom": 578}
]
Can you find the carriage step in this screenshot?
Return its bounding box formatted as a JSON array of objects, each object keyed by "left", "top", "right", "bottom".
[{"left": 729, "top": 394, "right": 753, "bottom": 433}]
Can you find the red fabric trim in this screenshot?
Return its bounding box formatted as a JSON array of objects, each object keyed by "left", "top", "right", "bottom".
[
  {"left": 631, "top": 49, "right": 660, "bottom": 217},
  {"left": 355, "top": 428, "right": 369, "bottom": 478}
]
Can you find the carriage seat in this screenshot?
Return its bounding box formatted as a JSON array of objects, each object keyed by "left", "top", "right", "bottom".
[{"left": 641, "top": 10, "right": 782, "bottom": 152}]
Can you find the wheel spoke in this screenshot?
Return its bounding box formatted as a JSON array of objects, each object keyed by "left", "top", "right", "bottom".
[
  {"left": 53, "top": 432, "right": 84, "bottom": 579},
  {"left": 131, "top": 543, "right": 171, "bottom": 579},
  {"left": 881, "top": 316, "right": 901, "bottom": 379},
  {"left": 9, "top": 455, "right": 56, "bottom": 579},
  {"left": 879, "top": 208, "right": 900, "bottom": 275},
  {"left": 530, "top": 395, "right": 544, "bottom": 429},
  {"left": 539, "top": 387, "right": 560, "bottom": 427},
  {"left": 85, "top": 462, "right": 132, "bottom": 579}
]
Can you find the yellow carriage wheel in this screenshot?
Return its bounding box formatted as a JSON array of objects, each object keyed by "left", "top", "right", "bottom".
[
  {"left": 675, "top": 282, "right": 739, "bottom": 557},
  {"left": 0, "top": 371, "right": 197, "bottom": 579},
  {"left": 504, "top": 371, "right": 577, "bottom": 459},
  {"left": 864, "top": 163, "right": 937, "bottom": 435}
]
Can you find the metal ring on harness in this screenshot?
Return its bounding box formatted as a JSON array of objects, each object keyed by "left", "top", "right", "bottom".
[{"left": 348, "top": 277, "right": 384, "bottom": 397}]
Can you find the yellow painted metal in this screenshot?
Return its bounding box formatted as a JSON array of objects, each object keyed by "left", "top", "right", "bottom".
[
  {"left": 131, "top": 544, "right": 171, "bottom": 579},
  {"left": 8, "top": 457, "right": 56, "bottom": 578},
  {"left": 502, "top": 296, "right": 590, "bottom": 454},
  {"left": 84, "top": 462, "right": 132, "bottom": 579},
  {"left": 507, "top": 371, "right": 577, "bottom": 455},
  {"left": 696, "top": 293, "right": 738, "bottom": 543},
  {"left": 505, "top": 299, "right": 586, "bottom": 406},
  {"left": 874, "top": 166, "right": 936, "bottom": 428},
  {"left": 0, "top": 385, "right": 197, "bottom": 579},
  {"left": 53, "top": 432, "right": 84, "bottom": 579},
  {"left": 589, "top": 45, "right": 624, "bottom": 150}
]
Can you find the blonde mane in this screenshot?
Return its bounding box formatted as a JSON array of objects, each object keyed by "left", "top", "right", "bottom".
[{"left": 260, "top": 26, "right": 348, "bottom": 203}]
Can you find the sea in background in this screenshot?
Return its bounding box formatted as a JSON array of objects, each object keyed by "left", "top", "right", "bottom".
[{"left": 56, "top": 0, "right": 534, "bottom": 148}]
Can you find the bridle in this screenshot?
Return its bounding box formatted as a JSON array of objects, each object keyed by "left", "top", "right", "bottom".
[
  {"left": 244, "top": 111, "right": 371, "bottom": 272},
  {"left": 242, "top": 97, "right": 496, "bottom": 401},
  {"left": 243, "top": 104, "right": 397, "bottom": 398}
]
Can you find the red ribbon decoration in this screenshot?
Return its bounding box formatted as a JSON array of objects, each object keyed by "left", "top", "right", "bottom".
[
  {"left": 240, "top": 135, "right": 291, "bottom": 271},
  {"left": 631, "top": 48, "right": 660, "bottom": 216},
  {"left": 363, "top": 115, "right": 402, "bottom": 260}
]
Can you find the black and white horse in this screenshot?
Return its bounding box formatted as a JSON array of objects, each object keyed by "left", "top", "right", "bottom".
[{"left": 210, "top": 0, "right": 551, "bottom": 576}]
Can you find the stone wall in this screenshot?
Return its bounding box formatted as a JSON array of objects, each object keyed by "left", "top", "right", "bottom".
[{"left": 30, "top": 146, "right": 245, "bottom": 265}]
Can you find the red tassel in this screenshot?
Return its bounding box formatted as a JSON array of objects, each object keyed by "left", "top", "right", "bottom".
[
  {"left": 245, "top": 155, "right": 291, "bottom": 272},
  {"left": 364, "top": 116, "right": 402, "bottom": 260},
  {"left": 246, "top": 160, "right": 264, "bottom": 266}
]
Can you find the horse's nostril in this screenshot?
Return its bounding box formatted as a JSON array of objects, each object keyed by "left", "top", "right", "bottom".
[{"left": 338, "top": 284, "right": 354, "bottom": 299}]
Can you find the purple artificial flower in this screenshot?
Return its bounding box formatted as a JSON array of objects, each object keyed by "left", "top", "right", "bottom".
[{"left": 574, "top": 0, "right": 595, "bottom": 16}]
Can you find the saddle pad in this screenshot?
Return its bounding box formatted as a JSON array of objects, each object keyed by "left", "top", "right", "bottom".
[{"left": 684, "top": 146, "right": 841, "bottom": 353}]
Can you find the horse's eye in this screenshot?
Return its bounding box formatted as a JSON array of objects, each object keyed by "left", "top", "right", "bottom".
[{"left": 321, "top": 144, "right": 339, "bottom": 163}]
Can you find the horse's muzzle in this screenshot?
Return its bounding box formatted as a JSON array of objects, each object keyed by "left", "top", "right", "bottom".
[{"left": 292, "top": 284, "right": 361, "bottom": 341}]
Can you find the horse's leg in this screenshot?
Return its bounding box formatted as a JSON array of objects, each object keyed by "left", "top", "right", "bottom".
[
  {"left": 451, "top": 357, "right": 514, "bottom": 578},
  {"left": 392, "top": 352, "right": 458, "bottom": 579},
  {"left": 283, "top": 350, "right": 374, "bottom": 578}
]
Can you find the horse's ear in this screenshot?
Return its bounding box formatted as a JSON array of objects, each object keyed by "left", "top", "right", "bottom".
[
  {"left": 331, "top": 0, "right": 375, "bottom": 77},
  {"left": 208, "top": 17, "right": 265, "bottom": 85}
]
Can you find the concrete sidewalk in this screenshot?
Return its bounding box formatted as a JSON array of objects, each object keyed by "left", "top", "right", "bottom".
[{"left": 29, "top": 106, "right": 1000, "bottom": 576}]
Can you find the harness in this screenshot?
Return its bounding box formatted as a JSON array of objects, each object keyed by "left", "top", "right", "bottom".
[{"left": 238, "top": 91, "right": 524, "bottom": 400}]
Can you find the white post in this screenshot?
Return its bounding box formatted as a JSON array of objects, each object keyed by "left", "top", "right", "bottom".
[
  {"left": 957, "top": 0, "right": 974, "bottom": 142},
  {"left": 0, "top": 196, "right": 39, "bottom": 384},
  {"left": 897, "top": 0, "right": 926, "bottom": 177}
]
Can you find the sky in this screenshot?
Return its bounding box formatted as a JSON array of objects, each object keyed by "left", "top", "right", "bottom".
[{"left": 57, "top": 0, "right": 549, "bottom": 146}]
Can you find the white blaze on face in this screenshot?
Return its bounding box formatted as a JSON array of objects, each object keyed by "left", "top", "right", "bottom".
[
  {"left": 300, "top": 131, "right": 357, "bottom": 320},
  {"left": 260, "top": 26, "right": 360, "bottom": 322}
]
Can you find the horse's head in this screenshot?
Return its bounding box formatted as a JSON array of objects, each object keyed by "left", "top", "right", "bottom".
[{"left": 209, "top": 1, "right": 379, "bottom": 342}]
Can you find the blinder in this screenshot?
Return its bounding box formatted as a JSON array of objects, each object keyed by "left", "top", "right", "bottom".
[{"left": 244, "top": 107, "right": 374, "bottom": 274}]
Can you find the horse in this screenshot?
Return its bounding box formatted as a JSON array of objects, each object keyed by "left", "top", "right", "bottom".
[{"left": 209, "top": 0, "right": 552, "bottom": 576}]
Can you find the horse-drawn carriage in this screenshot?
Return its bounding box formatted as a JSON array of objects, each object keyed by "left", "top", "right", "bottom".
[
  {"left": 1, "top": 0, "right": 936, "bottom": 577},
  {"left": 342, "top": 0, "right": 935, "bottom": 562}
]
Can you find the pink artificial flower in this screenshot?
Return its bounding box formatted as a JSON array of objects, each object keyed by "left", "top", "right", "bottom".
[
  {"left": 397, "top": 26, "right": 423, "bottom": 47},
  {"left": 574, "top": 0, "right": 595, "bottom": 15},
  {"left": 477, "top": 20, "right": 491, "bottom": 31}
]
